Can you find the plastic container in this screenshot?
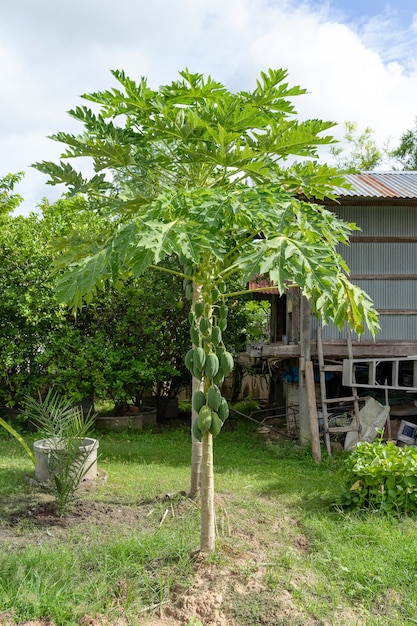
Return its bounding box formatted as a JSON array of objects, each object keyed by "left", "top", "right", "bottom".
[{"left": 397, "top": 420, "right": 417, "bottom": 446}]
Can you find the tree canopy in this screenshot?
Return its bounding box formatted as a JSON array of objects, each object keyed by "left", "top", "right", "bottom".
[
  {"left": 392, "top": 118, "right": 417, "bottom": 170},
  {"left": 34, "top": 68, "right": 378, "bottom": 335},
  {"left": 330, "top": 121, "right": 384, "bottom": 173}
]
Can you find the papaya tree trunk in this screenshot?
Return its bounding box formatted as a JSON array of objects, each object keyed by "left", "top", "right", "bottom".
[
  {"left": 190, "top": 281, "right": 203, "bottom": 498},
  {"left": 190, "top": 374, "right": 203, "bottom": 498},
  {"left": 200, "top": 430, "right": 215, "bottom": 552}
]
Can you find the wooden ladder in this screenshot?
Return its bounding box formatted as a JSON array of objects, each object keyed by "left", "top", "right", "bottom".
[{"left": 317, "top": 326, "right": 361, "bottom": 455}]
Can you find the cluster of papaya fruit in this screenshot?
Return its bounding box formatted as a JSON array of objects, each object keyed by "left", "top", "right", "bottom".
[
  {"left": 192, "top": 386, "right": 229, "bottom": 440},
  {"left": 185, "top": 299, "right": 234, "bottom": 440}
]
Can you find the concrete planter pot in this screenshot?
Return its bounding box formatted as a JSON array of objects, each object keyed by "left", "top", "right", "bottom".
[
  {"left": 33, "top": 437, "right": 99, "bottom": 483},
  {"left": 95, "top": 406, "right": 157, "bottom": 432}
]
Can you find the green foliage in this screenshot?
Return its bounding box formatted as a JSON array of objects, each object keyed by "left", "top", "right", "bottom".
[
  {"left": 34, "top": 67, "right": 379, "bottom": 337},
  {"left": 0, "top": 195, "right": 265, "bottom": 409},
  {"left": 330, "top": 121, "right": 384, "bottom": 172},
  {"left": 0, "top": 171, "right": 24, "bottom": 217},
  {"left": 0, "top": 199, "right": 185, "bottom": 407},
  {"left": 230, "top": 399, "right": 260, "bottom": 416},
  {"left": 23, "top": 389, "right": 97, "bottom": 515},
  {"left": 391, "top": 117, "right": 417, "bottom": 170},
  {"left": 337, "top": 440, "right": 417, "bottom": 514}
]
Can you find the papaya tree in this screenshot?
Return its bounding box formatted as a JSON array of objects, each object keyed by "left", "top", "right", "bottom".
[{"left": 34, "top": 68, "right": 379, "bottom": 551}]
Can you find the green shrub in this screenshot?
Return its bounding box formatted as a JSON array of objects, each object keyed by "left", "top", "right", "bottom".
[{"left": 338, "top": 439, "right": 417, "bottom": 514}]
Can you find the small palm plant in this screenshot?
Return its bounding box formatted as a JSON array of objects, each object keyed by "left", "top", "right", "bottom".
[{"left": 23, "top": 389, "right": 97, "bottom": 515}]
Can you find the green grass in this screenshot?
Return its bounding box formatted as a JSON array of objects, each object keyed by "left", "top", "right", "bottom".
[{"left": 2, "top": 420, "right": 417, "bottom": 625}]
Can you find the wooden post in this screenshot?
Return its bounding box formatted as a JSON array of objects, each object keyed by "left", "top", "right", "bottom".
[
  {"left": 298, "top": 295, "right": 312, "bottom": 445},
  {"left": 305, "top": 360, "right": 321, "bottom": 463}
]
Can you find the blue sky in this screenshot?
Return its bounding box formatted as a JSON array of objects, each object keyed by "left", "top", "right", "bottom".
[
  {"left": 1, "top": 0, "right": 417, "bottom": 214},
  {"left": 327, "top": 0, "right": 414, "bottom": 23}
]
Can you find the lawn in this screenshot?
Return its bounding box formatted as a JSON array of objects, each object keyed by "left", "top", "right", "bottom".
[{"left": 1, "top": 417, "right": 417, "bottom": 625}]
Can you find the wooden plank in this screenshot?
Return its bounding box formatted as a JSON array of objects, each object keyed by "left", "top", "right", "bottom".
[
  {"left": 377, "top": 310, "right": 417, "bottom": 315},
  {"left": 317, "top": 326, "right": 331, "bottom": 456},
  {"left": 305, "top": 360, "right": 321, "bottom": 463},
  {"left": 324, "top": 396, "right": 358, "bottom": 404},
  {"left": 328, "top": 425, "right": 359, "bottom": 433},
  {"left": 350, "top": 274, "right": 417, "bottom": 280},
  {"left": 311, "top": 341, "right": 417, "bottom": 359},
  {"left": 248, "top": 341, "right": 417, "bottom": 361},
  {"left": 349, "top": 237, "right": 417, "bottom": 243}
]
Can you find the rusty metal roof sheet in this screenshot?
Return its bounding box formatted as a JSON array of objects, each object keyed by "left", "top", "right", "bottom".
[{"left": 333, "top": 171, "right": 417, "bottom": 199}]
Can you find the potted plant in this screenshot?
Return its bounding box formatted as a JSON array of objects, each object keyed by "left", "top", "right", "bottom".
[{"left": 23, "top": 390, "right": 99, "bottom": 515}]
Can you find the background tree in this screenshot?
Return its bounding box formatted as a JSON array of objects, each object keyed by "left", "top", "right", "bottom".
[
  {"left": 0, "top": 190, "right": 257, "bottom": 410},
  {"left": 34, "top": 68, "right": 379, "bottom": 551},
  {"left": 0, "top": 197, "right": 109, "bottom": 407},
  {"left": 0, "top": 171, "right": 24, "bottom": 217},
  {"left": 330, "top": 121, "right": 384, "bottom": 172},
  {"left": 391, "top": 118, "right": 417, "bottom": 170}
]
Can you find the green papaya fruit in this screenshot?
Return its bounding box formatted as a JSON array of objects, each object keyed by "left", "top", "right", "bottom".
[
  {"left": 204, "top": 353, "right": 220, "bottom": 378},
  {"left": 209, "top": 412, "right": 223, "bottom": 437},
  {"left": 193, "top": 347, "right": 206, "bottom": 370},
  {"left": 192, "top": 419, "right": 203, "bottom": 442},
  {"left": 199, "top": 316, "right": 211, "bottom": 335},
  {"left": 193, "top": 390, "right": 206, "bottom": 413},
  {"left": 188, "top": 311, "right": 196, "bottom": 325},
  {"left": 198, "top": 405, "right": 212, "bottom": 433},
  {"left": 219, "top": 304, "right": 228, "bottom": 319},
  {"left": 194, "top": 301, "right": 204, "bottom": 317},
  {"left": 219, "top": 318, "right": 227, "bottom": 332},
  {"left": 192, "top": 366, "right": 203, "bottom": 381},
  {"left": 220, "top": 351, "right": 234, "bottom": 376},
  {"left": 217, "top": 398, "right": 229, "bottom": 422},
  {"left": 190, "top": 326, "right": 200, "bottom": 346},
  {"left": 184, "top": 349, "right": 194, "bottom": 373},
  {"left": 211, "top": 326, "right": 222, "bottom": 346},
  {"left": 211, "top": 288, "right": 220, "bottom": 302},
  {"left": 213, "top": 370, "right": 225, "bottom": 386},
  {"left": 207, "top": 386, "right": 222, "bottom": 412}
]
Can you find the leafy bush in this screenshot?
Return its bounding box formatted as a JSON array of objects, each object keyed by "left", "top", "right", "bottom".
[{"left": 338, "top": 439, "right": 417, "bottom": 514}]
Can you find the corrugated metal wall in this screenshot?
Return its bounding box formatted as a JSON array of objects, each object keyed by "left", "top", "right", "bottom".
[
  {"left": 336, "top": 205, "right": 417, "bottom": 237},
  {"left": 313, "top": 315, "right": 417, "bottom": 341},
  {"left": 313, "top": 204, "right": 417, "bottom": 341},
  {"left": 342, "top": 244, "right": 417, "bottom": 274}
]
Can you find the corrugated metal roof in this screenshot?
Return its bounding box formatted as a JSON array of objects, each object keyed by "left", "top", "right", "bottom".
[{"left": 333, "top": 171, "right": 417, "bottom": 199}]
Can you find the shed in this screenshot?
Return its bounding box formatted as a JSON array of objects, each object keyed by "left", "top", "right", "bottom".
[{"left": 245, "top": 171, "right": 417, "bottom": 444}]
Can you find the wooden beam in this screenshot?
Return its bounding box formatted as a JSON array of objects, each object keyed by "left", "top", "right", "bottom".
[
  {"left": 350, "top": 275, "right": 417, "bottom": 280},
  {"left": 350, "top": 236, "right": 417, "bottom": 243},
  {"left": 305, "top": 360, "right": 321, "bottom": 463},
  {"left": 247, "top": 341, "right": 417, "bottom": 361},
  {"left": 377, "top": 310, "right": 417, "bottom": 315}
]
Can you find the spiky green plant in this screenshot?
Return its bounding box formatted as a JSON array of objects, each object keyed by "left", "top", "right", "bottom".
[{"left": 23, "top": 390, "right": 97, "bottom": 515}]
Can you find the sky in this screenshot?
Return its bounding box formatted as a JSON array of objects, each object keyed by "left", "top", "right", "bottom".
[{"left": 1, "top": 0, "right": 417, "bottom": 214}]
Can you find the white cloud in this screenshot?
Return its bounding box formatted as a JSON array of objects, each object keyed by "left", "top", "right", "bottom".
[{"left": 2, "top": 0, "right": 417, "bottom": 214}]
